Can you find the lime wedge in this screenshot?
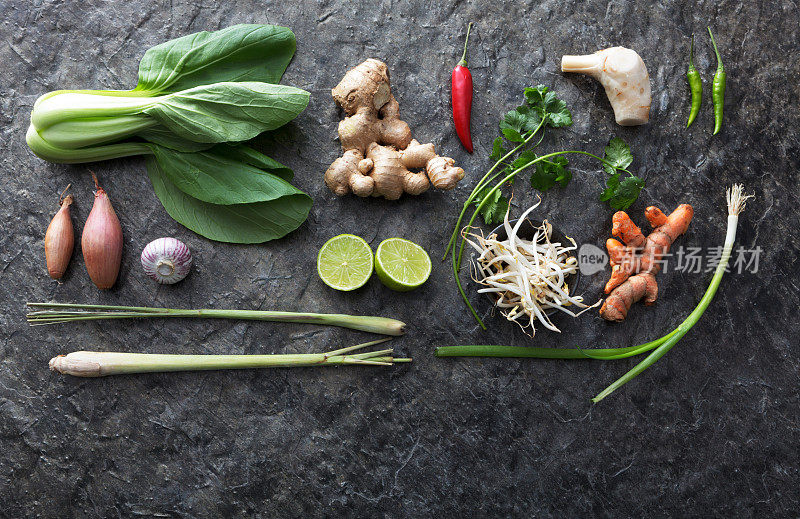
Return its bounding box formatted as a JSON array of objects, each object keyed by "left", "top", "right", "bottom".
[
  {"left": 317, "top": 234, "right": 374, "bottom": 291},
  {"left": 374, "top": 238, "right": 432, "bottom": 292}
]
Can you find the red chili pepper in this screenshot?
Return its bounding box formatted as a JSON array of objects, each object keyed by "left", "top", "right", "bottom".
[{"left": 451, "top": 22, "right": 474, "bottom": 154}]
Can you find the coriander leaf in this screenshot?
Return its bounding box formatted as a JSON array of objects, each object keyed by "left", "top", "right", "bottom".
[
  {"left": 530, "top": 156, "right": 570, "bottom": 191},
  {"left": 499, "top": 105, "right": 542, "bottom": 142},
  {"left": 524, "top": 85, "right": 549, "bottom": 107},
  {"left": 543, "top": 93, "right": 572, "bottom": 128},
  {"left": 490, "top": 137, "right": 507, "bottom": 162},
  {"left": 600, "top": 174, "right": 644, "bottom": 210},
  {"left": 599, "top": 173, "right": 621, "bottom": 201},
  {"left": 501, "top": 128, "right": 523, "bottom": 142},
  {"left": 472, "top": 186, "right": 509, "bottom": 225},
  {"left": 523, "top": 85, "right": 571, "bottom": 128},
  {"left": 602, "top": 137, "right": 633, "bottom": 175},
  {"left": 511, "top": 149, "right": 538, "bottom": 171}
]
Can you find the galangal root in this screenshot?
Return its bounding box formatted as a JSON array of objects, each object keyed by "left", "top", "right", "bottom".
[
  {"left": 600, "top": 204, "right": 694, "bottom": 321},
  {"left": 561, "top": 47, "right": 651, "bottom": 126},
  {"left": 326, "top": 59, "right": 465, "bottom": 200}
]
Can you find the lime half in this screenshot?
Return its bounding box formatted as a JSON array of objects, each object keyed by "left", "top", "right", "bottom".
[
  {"left": 374, "top": 238, "right": 432, "bottom": 292},
  {"left": 317, "top": 234, "right": 374, "bottom": 291}
]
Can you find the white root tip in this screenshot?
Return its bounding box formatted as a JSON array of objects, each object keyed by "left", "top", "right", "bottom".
[
  {"left": 49, "top": 352, "right": 104, "bottom": 377},
  {"left": 726, "top": 184, "right": 754, "bottom": 216}
]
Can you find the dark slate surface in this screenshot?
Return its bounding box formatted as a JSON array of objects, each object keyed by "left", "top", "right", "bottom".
[{"left": 1, "top": 0, "right": 798, "bottom": 517}]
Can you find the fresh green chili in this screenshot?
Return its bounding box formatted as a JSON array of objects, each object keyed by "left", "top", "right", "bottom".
[
  {"left": 707, "top": 27, "right": 726, "bottom": 135},
  {"left": 686, "top": 34, "right": 702, "bottom": 128}
]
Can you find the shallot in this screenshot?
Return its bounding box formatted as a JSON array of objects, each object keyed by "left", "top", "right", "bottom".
[
  {"left": 82, "top": 173, "right": 122, "bottom": 289},
  {"left": 44, "top": 185, "right": 74, "bottom": 279}
]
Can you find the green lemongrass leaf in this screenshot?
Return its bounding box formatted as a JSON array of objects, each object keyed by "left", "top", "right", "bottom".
[
  {"left": 142, "top": 82, "right": 310, "bottom": 143},
  {"left": 28, "top": 303, "right": 406, "bottom": 336},
  {"left": 602, "top": 137, "right": 633, "bottom": 174},
  {"left": 135, "top": 24, "right": 297, "bottom": 93},
  {"left": 146, "top": 155, "right": 311, "bottom": 243},
  {"left": 146, "top": 144, "right": 302, "bottom": 205}
]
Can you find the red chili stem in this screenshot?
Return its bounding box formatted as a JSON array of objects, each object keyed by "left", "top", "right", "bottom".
[{"left": 459, "top": 22, "right": 473, "bottom": 67}]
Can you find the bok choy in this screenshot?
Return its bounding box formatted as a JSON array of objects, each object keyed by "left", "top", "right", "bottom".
[{"left": 26, "top": 24, "right": 312, "bottom": 244}]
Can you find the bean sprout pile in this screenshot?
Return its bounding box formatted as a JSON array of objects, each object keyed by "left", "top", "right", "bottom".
[{"left": 464, "top": 201, "right": 600, "bottom": 336}]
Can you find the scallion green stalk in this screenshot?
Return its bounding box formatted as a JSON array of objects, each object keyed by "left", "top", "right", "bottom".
[{"left": 591, "top": 184, "right": 752, "bottom": 402}]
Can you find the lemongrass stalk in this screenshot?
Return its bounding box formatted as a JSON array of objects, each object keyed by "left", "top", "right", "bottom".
[
  {"left": 49, "top": 339, "right": 412, "bottom": 377},
  {"left": 592, "top": 184, "right": 752, "bottom": 402},
  {"left": 27, "top": 302, "right": 406, "bottom": 336}
]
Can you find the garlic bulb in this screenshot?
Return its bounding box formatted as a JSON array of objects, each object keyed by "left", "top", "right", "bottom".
[{"left": 141, "top": 238, "right": 192, "bottom": 284}]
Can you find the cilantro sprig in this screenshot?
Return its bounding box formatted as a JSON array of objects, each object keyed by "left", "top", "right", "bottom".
[
  {"left": 445, "top": 85, "right": 647, "bottom": 329},
  {"left": 599, "top": 137, "right": 643, "bottom": 210}
]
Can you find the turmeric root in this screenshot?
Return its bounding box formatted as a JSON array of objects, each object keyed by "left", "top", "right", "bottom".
[
  {"left": 600, "top": 203, "right": 694, "bottom": 321},
  {"left": 325, "top": 59, "right": 465, "bottom": 199}
]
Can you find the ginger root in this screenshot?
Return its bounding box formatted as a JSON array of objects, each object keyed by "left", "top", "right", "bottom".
[
  {"left": 600, "top": 204, "right": 694, "bottom": 321},
  {"left": 325, "top": 59, "right": 465, "bottom": 200}
]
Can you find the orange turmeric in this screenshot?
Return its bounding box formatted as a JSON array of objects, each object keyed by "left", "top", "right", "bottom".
[{"left": 600, "top": 204, "right": 694, "bottom": 321}]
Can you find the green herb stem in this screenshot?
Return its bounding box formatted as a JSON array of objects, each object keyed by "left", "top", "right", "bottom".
[{"left": 443, "top": 120, "right": 545, "bottom": 259}]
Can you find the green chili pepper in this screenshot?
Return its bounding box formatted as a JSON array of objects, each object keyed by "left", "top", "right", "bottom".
[
  {"left": 686, "top": 34, "right": 702, "bottom": 128},
  {"left": 707, "top": 27, "right": 726, "bottom": 135}
]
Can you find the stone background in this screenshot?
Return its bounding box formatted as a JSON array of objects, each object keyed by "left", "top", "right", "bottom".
[{"left": 1, "top": 0, "right": 798, "bottom": 516}]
